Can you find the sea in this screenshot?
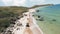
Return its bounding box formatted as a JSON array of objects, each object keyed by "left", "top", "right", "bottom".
[{"left": 33, "top": 4, "right": 60, "bottom": 34}]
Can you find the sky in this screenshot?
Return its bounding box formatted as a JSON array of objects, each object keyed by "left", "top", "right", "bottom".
[{"left": 0, "top": 0, "right": 60, "bottom": 7}]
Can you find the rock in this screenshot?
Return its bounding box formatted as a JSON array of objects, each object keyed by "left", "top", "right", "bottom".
[
  {"left": 10, "top": 24, "right": 14, "bottom": 27},
  {"left": 1, "top": 30, "right": 4, "bottom": 32},
  {"left": 52, "top": 19, "right": 56, "bottom": 21},
  {"left": 39, "top": 19, "right": 44, "bottom": 21},
  {"left": 38, "top": 16, "right": 41, "bottom": 18},
  {"left": 7, "top": 30, "right": 12, "bottom": 34},
  {"left": 11, "top": 19, "right": 16, "bottom": 21},
  {"left": 32, "top": 15, "right": 34, "bottom": 16},
  {"left": 10, "top": 18, "right": 17, "bottom": 24},
  {"left": 24, "top": 14, "right": 27, "bottom": 16},
  {"left": 4, "top": 25, "right": 9, "bottom": 28},
  {"left": 16, "top": 17, "right": 20, "bottom": 19},
  {"left": 39, "top": 17, "right": 44, "bottom": 21},
  {"left": 26, "top": 23, "right": 30, "bottom": 27},
  {"left": 17, "top": 28, "right": 20, "bottom": 30},
  {"left": 17, "top": 23, "right": 22, "bottom": 26},
  {"left": 36, "top": 10, "right": 39, "bottom": 12},
  {"left": 10, "top": 21, "right": 15, "bottom": 24}
]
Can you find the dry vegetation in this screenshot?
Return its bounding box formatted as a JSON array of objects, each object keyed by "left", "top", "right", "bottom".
[
  {"left": 29, "top": 4, "right": 53, "bottom": 9},
  {"left": 0, "top": 6, "right": 28, "bottom": 33},
  {"left": 0, "top": 4, "right": 53, "bottom": 33}
]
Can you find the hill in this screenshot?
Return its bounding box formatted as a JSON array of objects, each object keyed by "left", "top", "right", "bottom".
[
  {"left": 29, "top": 4, "right": 54, "bottom": 9},
  {"left": 0, "top": 6, "right": 28, "bottom": 33},
  {"left": 0, "top": 4, "right": 53, "bottom": 33}
]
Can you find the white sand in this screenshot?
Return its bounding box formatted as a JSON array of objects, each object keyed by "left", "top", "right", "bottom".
[{"left": 5, "top": 9, "right": 43, "bottom": 34}]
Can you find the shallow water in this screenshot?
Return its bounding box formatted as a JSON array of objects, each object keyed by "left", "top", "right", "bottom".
[{"left": 33, "top": 4, "right": 60, "bottom": 34}]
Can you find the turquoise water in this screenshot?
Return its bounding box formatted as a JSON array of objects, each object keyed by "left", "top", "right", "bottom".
[{"left": 33, "top": 4, "right": 60, "bottom": 34}]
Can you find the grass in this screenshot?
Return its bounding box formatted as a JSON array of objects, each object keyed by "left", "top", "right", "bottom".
[
  {"left": 0, "top": 4, "right": 53, "bottom": 33},
  {"left": 0, "top": 6, "right": 28, "bottom": 33}
]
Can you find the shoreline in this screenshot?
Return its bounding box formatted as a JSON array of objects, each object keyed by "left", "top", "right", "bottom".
[{"left": 1, "top": 9, "right": 43, "bottom": 34}]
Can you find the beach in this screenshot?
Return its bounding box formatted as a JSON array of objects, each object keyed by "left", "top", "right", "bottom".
[
  {"left": 33, "top": 4, "right": 60, "bottom": 34},
  {"left": 3, "top": 9, "right": 43, "bottom": 34}
]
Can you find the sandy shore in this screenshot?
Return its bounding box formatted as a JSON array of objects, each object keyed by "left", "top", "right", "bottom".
[{"left": 3, "top": 9, "right": 43, "bottom": 34}]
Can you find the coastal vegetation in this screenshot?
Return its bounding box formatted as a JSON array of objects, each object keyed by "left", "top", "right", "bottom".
[
  {"left": 0, "top": 4, "right": 53, "bottom": 33},
  {"left": 0, "top": 6, "right": 28, "bottom": 33},
  {"left": 29, "top": 4, "right": 53, "bottom": 9}
]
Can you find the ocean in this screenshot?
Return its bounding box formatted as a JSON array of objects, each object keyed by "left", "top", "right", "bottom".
[{"left": 33, "top": 4, "right": 60, "bottom": 34}]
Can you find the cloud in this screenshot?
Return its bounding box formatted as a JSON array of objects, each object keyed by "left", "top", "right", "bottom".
[
  {"left": 12, "top": 0, "right": 26, "bottom": 6},
  {"left": 1, "top": 0, "right": 60, "bottom": 6},
  {"left": 25, "top": 0, "right": 45, "bottom": 7},
  {"left": 2, "top": 0, "right": 26, "bottom": 6},
  {"left": 30, "top": 0, "right": 45, "bottom": 3},
  {"left": 29, "top": 0, "right": 45, "bottom": 4},
  {"left": 2, "top": 0, "right": 12, "bottom": 5},
  {"left": 2, "top": 0, "right": 45, "bottom": 6}
]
